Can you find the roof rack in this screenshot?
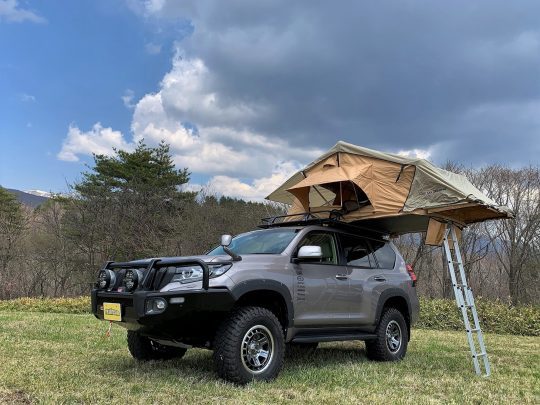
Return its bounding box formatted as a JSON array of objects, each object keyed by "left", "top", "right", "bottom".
[{"left": 259, "top": 212, "right": 388, "bottom": 236}]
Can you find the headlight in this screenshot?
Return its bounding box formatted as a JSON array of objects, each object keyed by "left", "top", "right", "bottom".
[
  {"left": 97, "top": 269, "right": 116, "bottom": 290},
  {"left": 170, "top": 264, "right": 232, "bottom": 284},
  {"left": 124, "top": 269, "right": 143, "bottom": 291}
]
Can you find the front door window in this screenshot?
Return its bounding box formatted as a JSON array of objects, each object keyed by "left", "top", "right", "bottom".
[{"left": 297, "top": 232, "right": 337, "bottom": 264}]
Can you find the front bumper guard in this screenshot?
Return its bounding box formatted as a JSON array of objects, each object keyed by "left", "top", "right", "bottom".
[{"left": 92, "top": 257, "right": 235, "bottom": 326}]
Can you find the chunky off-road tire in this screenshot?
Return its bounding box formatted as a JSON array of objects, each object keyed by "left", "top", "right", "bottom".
[
  {"left": 365, "top": 307, "right": 408, "bottom": 361},
  {"left": 213, "top": 306, "right": 285, "bottom": 384},
  {"left": 127, "top": 331, "right": 187, "bottom": 361},
  {"left": 286, "top": 342, "right": 318, "bottom": 357}
]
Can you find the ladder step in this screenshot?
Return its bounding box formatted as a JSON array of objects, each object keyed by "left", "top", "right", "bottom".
[
  {"left": 473, "top": 352, "right": 487, "bottom": 358},
  {"left": 454, "top": 283, "right": 469, "bottom": 289},
  {"left": 460, "top": 304, "right": 474, "bottom": 308},
  {"left": 467, "top": 328, "right": 481, "bottom": 333}
]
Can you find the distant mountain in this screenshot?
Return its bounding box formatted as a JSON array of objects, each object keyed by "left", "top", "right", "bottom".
[
  {"left": 6, "top": 188, "right": 49, "bottom": 208},
  {"left": 25, "top": 189, "right": 53, "bottom": 198}
]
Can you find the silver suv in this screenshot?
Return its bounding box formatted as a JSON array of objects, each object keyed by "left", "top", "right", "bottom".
[{"left": 91, "top": 222, "right": 419, "bottom": 384}]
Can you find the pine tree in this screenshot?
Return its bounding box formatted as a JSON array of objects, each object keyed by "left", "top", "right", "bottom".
[{"left": 65, "top": 141, "right": 195, "bottom": 262}]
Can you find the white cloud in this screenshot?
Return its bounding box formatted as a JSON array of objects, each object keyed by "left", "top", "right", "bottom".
[
  {"left": 19, "top": 93, "right": 35, "bottom": 102},
  {"left": 158, "top": 53, "right": 268, "bottom": 128},
  {"left": 57, "top": 53, "right": 321, "bottom": 200},
  {"left": 57, "top": 123, "right": 134, "bottom": 162},
  {"left": 396, "top": 148, "right": 432, "bottom": 160},
  {"left": 192, "top": 161, "right": 301, "bottom": 201},
  {"left": 0, "top": 0, "right": 46, "bottom": 23},
  {"left": 121, "top": 89, "right": 135, "bottom": 109},
  {"left": 129, "top": 68, "right": 321, "bottom": 178},
  {"left": 126, "top": 54, "right": 322, "bottom": 181}
]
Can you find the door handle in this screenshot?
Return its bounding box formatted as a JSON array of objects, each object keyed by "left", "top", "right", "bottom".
[
  {"left": 335, "top": 274, "right": 348, "bottom": 280},
  {"left": 373, "top": 276, "right": 386, "bottom": 282}
]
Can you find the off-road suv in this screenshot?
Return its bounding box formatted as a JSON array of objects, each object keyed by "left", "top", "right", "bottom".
[{"left": 91, "top": 221, "right": 419, "bottom": 384}]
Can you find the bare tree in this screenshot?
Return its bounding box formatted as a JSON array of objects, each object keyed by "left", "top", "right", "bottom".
[
  {"left": 478, "top": 166, "right": 540, "bottom": 304},
  {"left": 0, "top": 187, "right": 27, "bottom": 299}
]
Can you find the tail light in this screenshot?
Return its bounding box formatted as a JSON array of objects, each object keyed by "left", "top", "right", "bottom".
[{"left": 406, "top": 264, "right": 417, "bottom": 287}]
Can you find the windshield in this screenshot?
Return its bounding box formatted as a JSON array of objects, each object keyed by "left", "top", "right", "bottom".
[{"left": 207, "top": 229, "right": 298, "bottom": 255}]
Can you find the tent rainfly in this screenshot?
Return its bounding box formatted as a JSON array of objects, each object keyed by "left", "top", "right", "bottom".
[{"left": 266, "top": 141, "right": 513, "bottom": 244}]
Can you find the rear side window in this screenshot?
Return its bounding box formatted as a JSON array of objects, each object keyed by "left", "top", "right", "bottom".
[
  {"left": 371, "top": 242, "right": 396, "bottom": 269},
  {"left": 339, "top": 234, "right": 377, "bottom": 268}
]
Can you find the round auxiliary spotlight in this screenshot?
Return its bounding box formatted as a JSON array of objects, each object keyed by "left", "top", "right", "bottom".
[
  {"left": 97, "top": 269, "right": 116, "bottom": 290},
  {"left": 124, "top": 269, "right": 142, "bottom": 292}
]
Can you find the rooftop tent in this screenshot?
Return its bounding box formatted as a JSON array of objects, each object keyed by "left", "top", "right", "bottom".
[{"left": 265, "top": 141, "right": 513, "bottom": 242}]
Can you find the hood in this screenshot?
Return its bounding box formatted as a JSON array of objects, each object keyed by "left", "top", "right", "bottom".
[{"left": 119, "top": 253, "right": 280, "bottom": 267}]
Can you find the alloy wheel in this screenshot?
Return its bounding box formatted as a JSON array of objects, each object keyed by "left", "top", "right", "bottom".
[
  {"left": 385, "top": 320, "right": 402, "bottom": 353},
  {"left": 240, "top": 325, "right": 274, "bottom": 374}
]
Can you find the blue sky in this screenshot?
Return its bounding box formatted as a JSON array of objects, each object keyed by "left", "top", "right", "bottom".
[
  {"left": 1, "top": 1, "right": 539, "bottom": 199},
  {"left": 0, "top": 1, "right": 194, "bottom": 191}
]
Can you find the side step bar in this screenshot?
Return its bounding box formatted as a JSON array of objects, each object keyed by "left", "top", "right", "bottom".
[{"left": 292, "top": 332, "right": 377, "bottom": 343}]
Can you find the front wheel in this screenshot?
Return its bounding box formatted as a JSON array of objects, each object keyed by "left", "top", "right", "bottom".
[
  {"left": 365, "top": 307, "right": 408, "bottom": 361},
  {"left": 213, "top": 306, "right": 285, "bottom": 384},
  {"left": 127, "top": 331, "right": 187, "bottom": 361}
]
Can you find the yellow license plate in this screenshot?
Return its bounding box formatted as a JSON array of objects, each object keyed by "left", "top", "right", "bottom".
[{"left": 103, "top": 302, "right": 122, "bottom": 322}]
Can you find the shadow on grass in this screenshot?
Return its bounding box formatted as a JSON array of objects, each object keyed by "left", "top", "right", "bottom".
[
  {"left": 286, "top": 345, "right": 369, "bottom": 368},
  {"left": 93, "top": 349, "right": 216, "bottom": 381},
  {"left": 93, "top": 344, "right": 371, "bottom": 380},
  {"left": 92, "top": 340, "right": 468, "bottom": 383}
]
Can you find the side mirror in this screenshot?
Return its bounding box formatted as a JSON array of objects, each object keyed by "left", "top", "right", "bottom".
[
  {"left": 297, "top": 245, "right": 323, "bottom": 260},
  {"left": 221, "top": 234, "right": 233, "bottom": 247},
  {"left": 220, "top": 234, "right": 241, "bottom": 261}
]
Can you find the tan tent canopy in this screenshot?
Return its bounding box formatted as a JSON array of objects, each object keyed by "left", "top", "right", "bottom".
[{"left": 266, "top": 141, "right": 512, "bottom": 242}]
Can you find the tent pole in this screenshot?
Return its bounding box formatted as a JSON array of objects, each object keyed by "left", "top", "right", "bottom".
[
  {"left": 312, "top": 185, "right": 331, "bottom": 206},
  {"left": 351, "top": 180, "right": 360, "bottom": 205}
]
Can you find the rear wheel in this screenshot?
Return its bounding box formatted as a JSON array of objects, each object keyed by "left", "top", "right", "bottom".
[
  {"left": 213, "top": 306, "right": 285, "bottom": 384},
  {"left": 127, "top": 331, "right": 187, "bottom": 361},
  {"left": 365, "top": 307, "right": 408, "bottom": 361}
]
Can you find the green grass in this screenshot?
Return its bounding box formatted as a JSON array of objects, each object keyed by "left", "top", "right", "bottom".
[{"left": 0, "top": 312, "right": 538, "bottom": 404}]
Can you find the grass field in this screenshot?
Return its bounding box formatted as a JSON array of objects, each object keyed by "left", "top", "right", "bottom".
[{"left": 0, "top": 311, "right": 538, "bottom": 404}]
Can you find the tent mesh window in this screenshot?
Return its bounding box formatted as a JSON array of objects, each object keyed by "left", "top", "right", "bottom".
[{"left": 318, "top": 181, "right": 371, "bottom": 213}]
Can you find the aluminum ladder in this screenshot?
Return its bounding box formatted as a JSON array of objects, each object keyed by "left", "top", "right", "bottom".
[{"left": 442, "top": 223, "right": 491, "bottom": 377}]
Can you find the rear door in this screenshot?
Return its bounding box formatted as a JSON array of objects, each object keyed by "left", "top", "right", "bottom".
[
  {"left": 292, "top": 231, "right": 351, "bottom": 326},
  {"left": 338, "top": 233, "right": 392, "bottom": 325}
]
